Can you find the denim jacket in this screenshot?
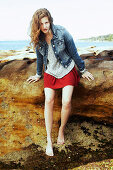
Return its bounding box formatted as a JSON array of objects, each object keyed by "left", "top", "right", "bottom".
[{"left": 35, "top": 24, "right": 85, "bottom": 76}]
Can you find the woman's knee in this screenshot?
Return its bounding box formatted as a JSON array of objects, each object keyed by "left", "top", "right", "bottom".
[
  {"left": 45, "top": 96, "right": 54, "bottom": 104},
  {"left": 62, "top": 99, "right": 71, "bottom": 108},
  {"left": 44, "top": 88, "right": 55, "bottom": 104}
]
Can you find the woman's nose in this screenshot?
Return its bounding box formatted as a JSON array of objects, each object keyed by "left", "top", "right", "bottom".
[{"left": 43, "top": 24, "right": 46, "bottom": 28}]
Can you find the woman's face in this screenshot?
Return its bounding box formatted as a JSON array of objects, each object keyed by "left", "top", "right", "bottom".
[{"left": 40, "top": 17, "right": 51, "bottom": 34}]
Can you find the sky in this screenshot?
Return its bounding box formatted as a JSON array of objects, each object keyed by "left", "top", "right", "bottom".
[{"left": 0, "top": 0, "right": 113, "bottom": 41}]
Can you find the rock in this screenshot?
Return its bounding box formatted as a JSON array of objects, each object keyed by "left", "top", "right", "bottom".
[
  {"left": 0, "top": 48, "right": 36, "bottom": 62},
  {"left": 0, "top": 50, "right": 113, "bottom": 125},
  {"left": 0, "top": 48, "right": 113, "bottom": 166},
  {"left": 80, "top": 52, "right": 96, "bottom": 60},
  {"left": 74, "top": 159, "right": 113, "bottom": 169},
  {"left": 0, "top": 118, "right": 112, "bottom": 169},
  {"left": 96, "top": 50, "right": 113, "bottom": 60},
  {"left": 0, "top": 59, "right": 44, "bottom": 103}
]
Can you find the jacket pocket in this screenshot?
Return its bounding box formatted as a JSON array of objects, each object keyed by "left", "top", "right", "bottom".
[{"left": 55, "top": 39, "right": 65, "bottom": 53}]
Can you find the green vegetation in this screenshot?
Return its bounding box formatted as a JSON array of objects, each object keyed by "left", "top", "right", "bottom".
[{"left": 80, "top": 34, "right": 113, "bottom": 41}]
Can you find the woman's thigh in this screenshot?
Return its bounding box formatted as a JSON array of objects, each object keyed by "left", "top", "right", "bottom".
[
  {"left": 44, "top": 88, "right": 55, "bottom": 102},
  {"left": 62, "top": 85, "right": 74, "bottom": 104}
]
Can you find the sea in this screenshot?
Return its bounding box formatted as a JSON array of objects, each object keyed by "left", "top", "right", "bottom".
[{"left": 0, "top": 40, "right": 113, "bottom": 51}]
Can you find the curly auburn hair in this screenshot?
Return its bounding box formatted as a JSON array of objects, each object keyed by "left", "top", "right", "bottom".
[{"left": 30, "top": 8, "right": 53, "bottom": 48}]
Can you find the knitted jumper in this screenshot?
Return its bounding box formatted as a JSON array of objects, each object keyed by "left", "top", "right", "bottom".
[{"left": 45, "top": 43, "right": 75, "bottom": 78}]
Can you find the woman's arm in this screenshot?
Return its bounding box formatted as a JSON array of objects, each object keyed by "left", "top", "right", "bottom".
[
  {"left": 63, "top": 28, "right": 85, "bottom": 72},
  {"left": 36, "top": 47, "right": 43, "bottom": 76},
  {"left": 27, "top": 47, "right": 43, "bottom": 83},
  {"left": 63, "top": 28, "right": 94, "bottom": 81}
]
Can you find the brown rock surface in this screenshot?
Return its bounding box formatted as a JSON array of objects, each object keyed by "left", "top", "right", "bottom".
[
  {"left": 0, "top": 49, "right": 113, "bottom": 169},
  {"left": 74, "top": 159, "right": 113, "bottom": 169},
  {"left": 0, "top": 50, "right": 113, "bottom": 124}
]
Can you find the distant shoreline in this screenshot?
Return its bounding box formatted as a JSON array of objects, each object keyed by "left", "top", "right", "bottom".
[{"left": 78, "top": 33, "right": 113, "bottom": 42}]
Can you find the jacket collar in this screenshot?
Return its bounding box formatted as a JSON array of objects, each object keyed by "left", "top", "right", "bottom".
[{"left": 51, "top": 24, "right": 58, "bottom": 39}]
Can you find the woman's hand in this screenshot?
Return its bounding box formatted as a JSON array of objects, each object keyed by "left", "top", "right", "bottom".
[
  {"left": 82, "top": 71, "right": 94, "bottom": 81},
  {"left": 27, "top": 74, "right": 41, "bottom": 83}
]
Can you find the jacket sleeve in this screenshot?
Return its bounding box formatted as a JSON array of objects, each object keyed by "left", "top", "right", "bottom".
[
  {"left": 35, "top": 46, "right": 43, "bottom": 76},
  {"left": 63, "top": 28, "right": 85, "bottom": 72}
]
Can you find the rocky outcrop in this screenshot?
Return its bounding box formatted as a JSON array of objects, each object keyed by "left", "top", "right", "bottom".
[
  {"left": 72, "top": 49, "right": 113, "bottom": 124},
  {"left": 74, "top": 159, "right": 113, "bottom": 169},
  {"left": 0, "top": 48, "right": 113, "bottom": 168},
  {"left": 1, "top": 49, "right": 113, "bottom": 124}
]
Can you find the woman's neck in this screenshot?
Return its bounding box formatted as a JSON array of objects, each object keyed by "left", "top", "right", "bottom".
[{"left": 45, "top": 29, "right": 53, "bottom": 44}]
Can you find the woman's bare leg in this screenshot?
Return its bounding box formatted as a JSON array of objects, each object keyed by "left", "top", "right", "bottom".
[
  {"left": 44, "top": 88, "right": 55, "bottom": 156},
  {"left": 57, "top": 85, "right": 74, "bottom": 144}
]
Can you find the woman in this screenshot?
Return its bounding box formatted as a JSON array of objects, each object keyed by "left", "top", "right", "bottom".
[{"left": 27, "top": 8, "right": 94, "bottom": 156}]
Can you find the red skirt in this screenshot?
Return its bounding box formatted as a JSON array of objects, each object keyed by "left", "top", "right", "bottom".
[{"left": 44, "top": 67, "right": 80, "bottom": 89}]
